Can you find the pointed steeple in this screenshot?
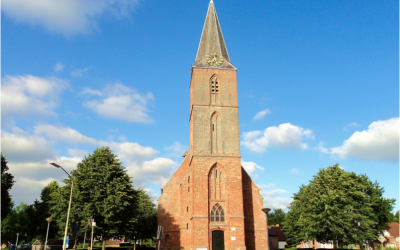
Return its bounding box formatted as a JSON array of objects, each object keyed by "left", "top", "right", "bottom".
[{"left": 194, "top": 0, "right": 235, "bottom": 69}]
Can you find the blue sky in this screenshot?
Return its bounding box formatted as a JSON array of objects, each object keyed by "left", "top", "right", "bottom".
[{"left": 2, "top": 0, "right": 399, "bottom": 212}]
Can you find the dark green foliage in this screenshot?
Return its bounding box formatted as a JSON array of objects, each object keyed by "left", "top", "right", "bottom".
[
  {"left": 1, "top": 153, "right": 15, "bottom": 221},
  {"left": 49, "top": 147, "right": 139, "bottom": 244},
  {"left": 1, "top": 182, "right": 61, "bottom": 243},
  {"left": 393, "top": 210, "right": 400, "bottom": 223},
  {"left": 284, "top": 164, "right": 395, "bottom": 248},
  {"left": 1, "top": 203, "right": 30, "bottom": 243},
  {"left": 132, "top": 189, "right": 158, "bottom": 240},
  {"left": 268, "top": 208, "right": 286, "bottom": 227}
]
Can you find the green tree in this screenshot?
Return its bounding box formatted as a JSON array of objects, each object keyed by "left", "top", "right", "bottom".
[
  {"left": 1, "top": 203, "right": 30, "bottom": 243},
  {"left": 132, "top": 189, "right": 158, "bottom": 241},
  {"left": 283, "top": 164, "right": 395, "bottom": 249},
  {"left": 25, "top": 181, "right": 61, "bottom": 243},
  {"left": 50, "top": 147, "right": 139, "bottom": 250},
  {"left": 393, "top": 210, "right": 400, "bottom": 223},
  {"left": 268, "top": 208, "right": 286, "bottom": 227},
  {"left": 1, "top": 153, "right": 15, "bottom": 221}
]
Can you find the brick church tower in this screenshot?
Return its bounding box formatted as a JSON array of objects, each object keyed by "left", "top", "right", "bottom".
[{"left": 157, "top": 1, "right": 269, "bottom": 250}]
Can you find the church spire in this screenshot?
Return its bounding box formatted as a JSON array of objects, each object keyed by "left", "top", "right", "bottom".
[{"left": 194, "top": 0, "right": 235, "bottom": 69}]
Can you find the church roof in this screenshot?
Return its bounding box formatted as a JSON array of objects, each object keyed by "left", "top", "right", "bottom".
[{"left": 194, "top": 0, "right": 235, "bottom": 69}]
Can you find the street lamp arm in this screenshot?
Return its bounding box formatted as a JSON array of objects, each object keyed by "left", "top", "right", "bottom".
[{"left": 60, "top": 166, "right": 71, "bottom": 177}]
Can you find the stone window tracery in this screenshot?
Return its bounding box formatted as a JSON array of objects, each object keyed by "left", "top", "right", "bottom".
[{"left": 210, "top": 203, "right": 224, "bottom": 222}]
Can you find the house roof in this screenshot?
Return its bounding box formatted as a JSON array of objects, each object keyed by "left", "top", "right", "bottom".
[
  {"left": 269, "top": 226, "right": 287, "bottom": 241},
  {"left": 268, "top": 228, "right": 278, "bottom": 237},
  {"left": 387, "top": 223, "right": 399, "bottom": 238}
]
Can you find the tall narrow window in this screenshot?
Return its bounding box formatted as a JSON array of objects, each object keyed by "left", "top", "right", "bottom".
[
  {"left": 188, "top": 176, "right": 190, "bottom": 183},
  {"left": 211, "top": 113, "right": 223, "bottom": 154},
  {"left": 187, "top": 223, "right": 189, "bottom": 229},
  {"left": 211, "top": 203, "right": 224, "bottom": 222},
  {"left": 188, "top": 187, "right": 190, "bottom": 192}
]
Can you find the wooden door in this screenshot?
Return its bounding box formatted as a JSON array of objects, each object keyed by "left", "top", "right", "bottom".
[{"left": 212, "top": 230, "right": 224, "bottom": 250}]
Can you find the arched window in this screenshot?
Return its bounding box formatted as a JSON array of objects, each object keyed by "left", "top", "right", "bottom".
[{"left": 210, "top": 203, "right": 225, "bottom": 222}]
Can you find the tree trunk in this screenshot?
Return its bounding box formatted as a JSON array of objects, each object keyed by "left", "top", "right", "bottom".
[{"left": 102, "top": 240, "right": 106, "bottom": 250}]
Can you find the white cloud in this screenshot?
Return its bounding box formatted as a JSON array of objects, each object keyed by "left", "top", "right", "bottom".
[
  {"left": 289, "top": 168, "right": 299, "bottom": 174},
  {"left": 252, "top": 108, "right": 271, "bottom": 121},
  {"left": 165, "top": 142, "right": 188, "bottom": 158},
  {"left": 54, "top": 63, "right": 64, "bottom": 72},
  {"left": 331, "top": 117, "right": 399, "bottom": 162},
  {"left": 343, "top": 122, "right": 360, "bottom": 131},
  {"left": 1, "top": 130, "right": 56, "bottom": 163},
  {"left": 127, "top": 157, "right": 178, "bottom": 187},
  {"left": 259, "top": 183, "right": 293, "bottom": 210},
  {"left": 34, "top": 124, "right": 98, "bottom": 145},
  {"left": 241, "top": 123, "right": 314, "bottom": 153},
  {"left": 242, "top": 161, "right": 264, "bottom": 179},
  {"left": 1, "top": 75, "right": 68, "bottom": 121},
  {"left": 71, "top": 67, "right": 91, "bottom": 78},
  {"left": 3, "top": 124, "right": 174, "bottom": 205},
  {"left": 2, "top": 0, "right": 141, "bottom": 37},
  {"left": 83, "top": 83, "right": 154, "bottom": 123}
]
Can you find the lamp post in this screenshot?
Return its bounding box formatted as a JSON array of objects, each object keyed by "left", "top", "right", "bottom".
[
  {"left": 44, "top": 218, "right": 53, "bottom": 250},
  {"left": 89, "top": 219, "right": 96, "bottom": 250},
  {"left": 15, "top": 233, "right": 19, "bottom": 250},
  {"left": 50, "top": 162, "right": 74, "bottom": 250}
]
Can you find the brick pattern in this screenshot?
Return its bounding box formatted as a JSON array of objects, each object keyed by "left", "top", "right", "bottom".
[{"left": 158, "top": 67, "right": 268, "bottom": 250}]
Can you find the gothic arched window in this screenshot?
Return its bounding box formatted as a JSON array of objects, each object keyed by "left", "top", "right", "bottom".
[{"left": 210, "top": 203, "right": 224, "bottom": 222}]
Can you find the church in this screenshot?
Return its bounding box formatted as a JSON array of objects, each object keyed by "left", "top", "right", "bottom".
[{"left": 158, "top": 1, "right": 269, "bottom": 250}]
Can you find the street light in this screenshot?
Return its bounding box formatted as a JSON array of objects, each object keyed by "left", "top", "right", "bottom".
[
  {"left": 44, "top": 218, "right": 53, "bottom": 250},
  {"left": 49, "top": 162, "right": 74, "bottom": 250},
  {"left": 15, "top": 233, "right": 19, "bottom": 250}
]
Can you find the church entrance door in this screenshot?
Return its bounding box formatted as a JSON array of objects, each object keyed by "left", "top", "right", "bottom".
[{"left": 212, "top": 230, "right": 224, "bottom": 250}]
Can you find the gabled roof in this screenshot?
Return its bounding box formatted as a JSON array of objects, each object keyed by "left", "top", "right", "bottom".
[{"left": 194, "top": 0, "right": 235, "bottom": 69}]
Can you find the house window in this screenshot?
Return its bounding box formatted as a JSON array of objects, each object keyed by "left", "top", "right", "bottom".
[
  {"left": 187, "top": 223, "right": 189, "bottom": 229},
  {"left": 211, "top": 203, "right": 224, "bottom": 222},
  {"left": 188, "top": 187, "right": 190, "bottom": 192},
  {"left": 165, "top": 234, "right": 170, "bottom": 244},
  {"left": 188, "top": 176, "right": 190, "bottom": 183},
  {"left": 187, "top": 206, "right": 189, "bottom": 212}
]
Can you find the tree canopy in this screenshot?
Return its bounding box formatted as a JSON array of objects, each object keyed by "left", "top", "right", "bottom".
[
  {"left": 283, "top": 164, "right": 395, "bottom": 249},
  {"left": 393, "top": 210, "right": 400, "bottom": 223},
  {"left": 1, "top": 153, "right": 15, "bottom": 221},
  {"left": 50, "top": 147, "right": 140, "bottom": 249},
  {"left": 268, "top": 208, "right": 286, "bottom": 227}
]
